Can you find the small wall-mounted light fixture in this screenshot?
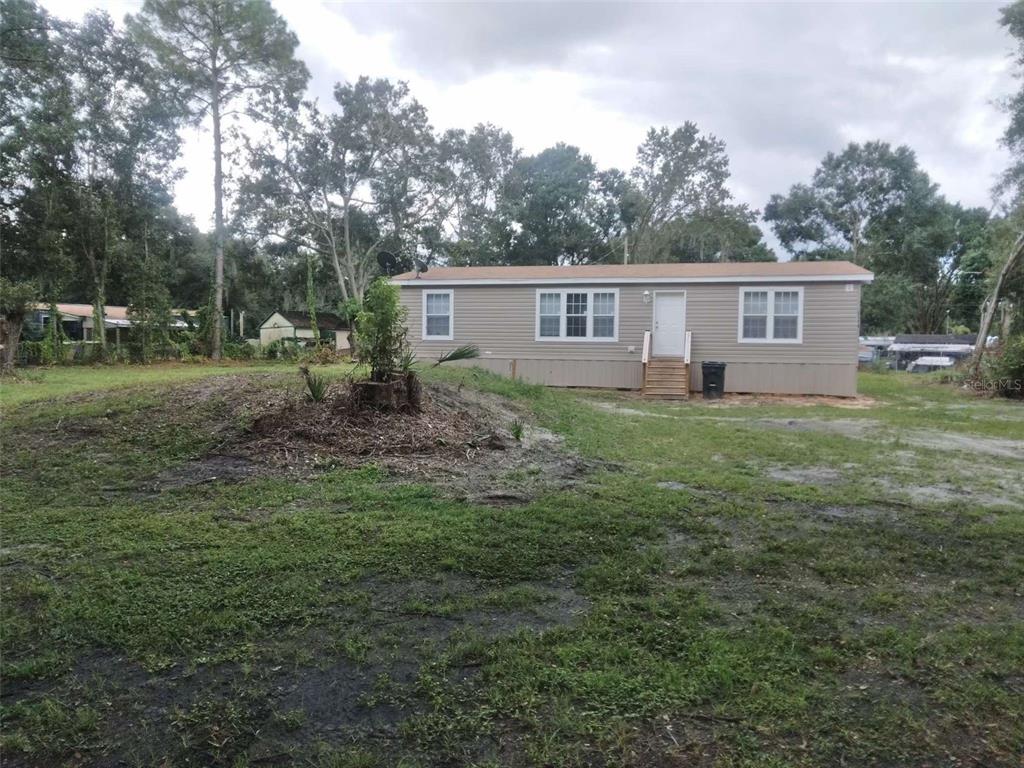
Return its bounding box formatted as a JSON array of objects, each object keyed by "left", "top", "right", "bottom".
[{"left": 642, "top": 290, "right": 652, "bottom": 304}]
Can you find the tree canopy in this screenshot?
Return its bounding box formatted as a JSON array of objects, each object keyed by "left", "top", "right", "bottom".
[{"left": 1, "top": 0, "right": 1020, "bottom": 362}]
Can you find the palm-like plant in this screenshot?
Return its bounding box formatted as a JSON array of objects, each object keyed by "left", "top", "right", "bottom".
[
  {"left": 300, "top": 365, "right": 328, "bottom": 402},
  {"left": 433, "top": 344, "right": 480, "bottom": 367}
]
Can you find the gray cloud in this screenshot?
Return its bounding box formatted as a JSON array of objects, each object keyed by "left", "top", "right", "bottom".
[
  {"left": 341, "top": 2, "right": 642, "bottom": 79},
  {"left": 338, "top": 1, "right": 1011, "bottom": 218}
]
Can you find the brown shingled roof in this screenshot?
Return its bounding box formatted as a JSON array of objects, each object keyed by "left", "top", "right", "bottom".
[{"left": 392, "top": 260, "right": 872, "bottom": 282}]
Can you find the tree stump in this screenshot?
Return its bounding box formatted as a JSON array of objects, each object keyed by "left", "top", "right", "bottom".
[{"left": 351, "top": 374, "right": 422, "bottom": 413}]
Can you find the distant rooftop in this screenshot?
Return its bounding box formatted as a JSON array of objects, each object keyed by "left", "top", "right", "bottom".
[
  {"left": 36, "top": 303, "right": 195, "bottom": 320},
  {"left": 893, "top": 334, "right": 976, "bottom": 345},
  {"left": 265, "top": 311, "right": 349, "bottom": 331}
]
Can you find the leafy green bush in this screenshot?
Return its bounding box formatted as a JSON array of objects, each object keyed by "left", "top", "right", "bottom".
[
  {"left": 354, "top": 279, "right": 408, "bottom": 382},
  {"left": 982, "top": 335, "right": 1024, "bottom": 398},
  {"left": 339, "top": 297, "right": 362, "bottom": 325},
  {"left": 303, "top": 343, "right": 341, "bottom": 366},
  {"left": 263, "top": 339, "right": 300, "bottom": 360},
  {"left": 222, "top": 340, "right": 256, "bottom": 360},
  {"left": 17, "top": 340, "right": 45, "bottom": 366}
]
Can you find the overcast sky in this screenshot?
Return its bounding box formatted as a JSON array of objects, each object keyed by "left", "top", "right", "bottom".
[{"left": 44, "top": 1, "right": 1015, "bottom": 255}]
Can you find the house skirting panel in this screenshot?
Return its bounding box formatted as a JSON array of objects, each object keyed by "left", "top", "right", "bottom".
[
  {"left": 689, "top": 361, "right": 857, "bottom": 397},
  {"left": 441, "top": 357, "right": 857, "bottom": 396}
]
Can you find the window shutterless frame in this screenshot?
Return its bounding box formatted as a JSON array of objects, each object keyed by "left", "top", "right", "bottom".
[
  {"left": 534, "top": 288, "right": 619, "bottom": 342},
  {"left": 422, "top": 289, "right": 454, "bottom": 341},
  {"left": 737, "top": 286, "right": 804, "bottom": 344}
]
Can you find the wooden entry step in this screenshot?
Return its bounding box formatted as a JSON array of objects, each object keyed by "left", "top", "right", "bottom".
[{"left": 643, "top": 358, "right": 690, "bottom": 399}]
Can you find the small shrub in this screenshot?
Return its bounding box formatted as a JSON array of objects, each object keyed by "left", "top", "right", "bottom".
[
  {"left": 304, "top": 344, "right": 339, "bottom": 366},
  {"left": 981, "top": 334, "right": 1024, "bottom": 398},
  {"left": 354, "top": 279, "right": 408, "bottom": 383},
  {"left": 222, "top": 340, "right": 256, "bottom": 360},
  {"left": 16, "top": 340, "right": 44, "bottom": 366},
  {"left": 263, "top": 339, "right": 300, "bottom": 361},
  {"left": 300, "top": 366, "right": 328, "bottom": 402},
  {"left": 510, "top": 418, "right": 525, "bottom": 442}
]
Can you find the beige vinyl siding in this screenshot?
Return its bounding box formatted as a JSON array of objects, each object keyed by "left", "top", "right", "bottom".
[{"left": 400, "top": 281, "right": 861, "bottom": 395}]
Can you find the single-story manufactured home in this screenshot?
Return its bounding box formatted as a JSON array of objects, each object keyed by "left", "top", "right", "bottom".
[
  {"left": 394, "top": 261, "right": 874, "bottom": 397},
  {"left": 259, "top": 311, "right": 351, "bottom": 352},
  {"left": 32, "top": 303, "right": 194, "bottom": 344}
]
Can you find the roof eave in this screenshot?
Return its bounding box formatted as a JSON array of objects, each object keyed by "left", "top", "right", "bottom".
[{"left": 392, "top": 273, "right": 874, "bottom": 287}]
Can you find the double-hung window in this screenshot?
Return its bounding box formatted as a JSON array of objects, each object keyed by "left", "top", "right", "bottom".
[
  {"left": 565, "top": 292, "right": 588, "bottom": 337},
  {"left": 423, "top": 290, "right": 454, "bottom": 340},
  {"left": 738, "top": 287, "right": 803, "bottom": 343},
  {"left": 536, "top": 289, "right": 618, "bottom": 341}
]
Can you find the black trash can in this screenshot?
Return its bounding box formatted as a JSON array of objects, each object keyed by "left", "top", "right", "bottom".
[{"left": 701, "top": 361, "right": 726, "bottom": 400}]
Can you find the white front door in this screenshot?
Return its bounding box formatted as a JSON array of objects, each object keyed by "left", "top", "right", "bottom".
[{"left": 652, "top": 293, "right": 686, "bottom": 357}]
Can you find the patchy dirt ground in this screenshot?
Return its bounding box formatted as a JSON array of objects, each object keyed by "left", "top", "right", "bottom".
[
  {"left": 902, "top": 430, "right": 1024, "bottom": 459},
  {"left": 578, "top": 388, "right": 879, "bottom": 409},
  {"left": 2, "top": 572, "right": 590, "bottom": 768},
  {"left": 590, "top": 399, "right": 1024, "bottom": 509}
]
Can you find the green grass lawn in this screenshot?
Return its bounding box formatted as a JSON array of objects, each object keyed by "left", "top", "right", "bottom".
[
  {"left": 1, "top": 365, "right": 1022, "bottom": 767},
  {"left": 0, "top": 361, "right": 329, "bottom": 407}
]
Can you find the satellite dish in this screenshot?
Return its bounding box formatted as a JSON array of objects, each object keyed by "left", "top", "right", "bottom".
[{"left": 376, "top": 250, "right": 401, "bottom": 276}]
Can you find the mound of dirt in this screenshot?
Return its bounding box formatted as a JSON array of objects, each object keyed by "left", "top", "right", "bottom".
[
  {"left": 242, "top": 380, "right": 614, "bottom": 505},
  {"left": 248, "top": 381, "right": 504, "bottom": 461}
]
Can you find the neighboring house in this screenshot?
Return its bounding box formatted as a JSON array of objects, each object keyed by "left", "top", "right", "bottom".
[
  {"left": 31, "top": 303, "right": 194, "bottom": 344},
  {"left": 259, "top": 311, "right": 351, "bottom": 352},
  {"left": 394, "top": 261, "right": 874, "bottom": 397}
]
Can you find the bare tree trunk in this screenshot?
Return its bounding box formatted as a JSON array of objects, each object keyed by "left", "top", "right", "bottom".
[
  {"left": 1, "top": 314, "right": 24, "bottom": 371},
  {"left": 325, "top": 230, "right": 350, "bottom": 303},
  {"left": 92, "top": 289, "right": 106, "bottom": 357},
  {"left": 85, "top": 242, "right": 107, "bottom": 358},
  {"left": 971, "top": 231, "right": 1024, "bottom": 371},
  {"left": 1001, "top": 300, "right": 1016, "bottom": 339},
  {"left": 341, "top": 200, "right": 363, "bottom": 301},
  {"left": 210, "top": 77, "right": 225, "bottom": 360}
]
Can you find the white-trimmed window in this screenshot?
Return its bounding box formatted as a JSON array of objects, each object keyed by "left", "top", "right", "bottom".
[
  {"left": 592, "top": 291, "right": 616, "bottom": 338},
  {"left": 535, "top": 289, "right": 618, "bottom": 341},
  {"left": 423, "top": 289, "right": 453, "bottom": 340},
  {"left": 738, "top": 286, "right": 803, "bottom": 343}
]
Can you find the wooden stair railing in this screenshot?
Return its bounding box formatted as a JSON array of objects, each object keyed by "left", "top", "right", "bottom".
[{"left": 642, "top": 330, "right": 692, "bottom": 399}]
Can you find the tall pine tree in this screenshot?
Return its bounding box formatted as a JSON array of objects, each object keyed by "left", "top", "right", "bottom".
[{"left": 128, "top": 0, "right": 308, "bottom": 359}]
